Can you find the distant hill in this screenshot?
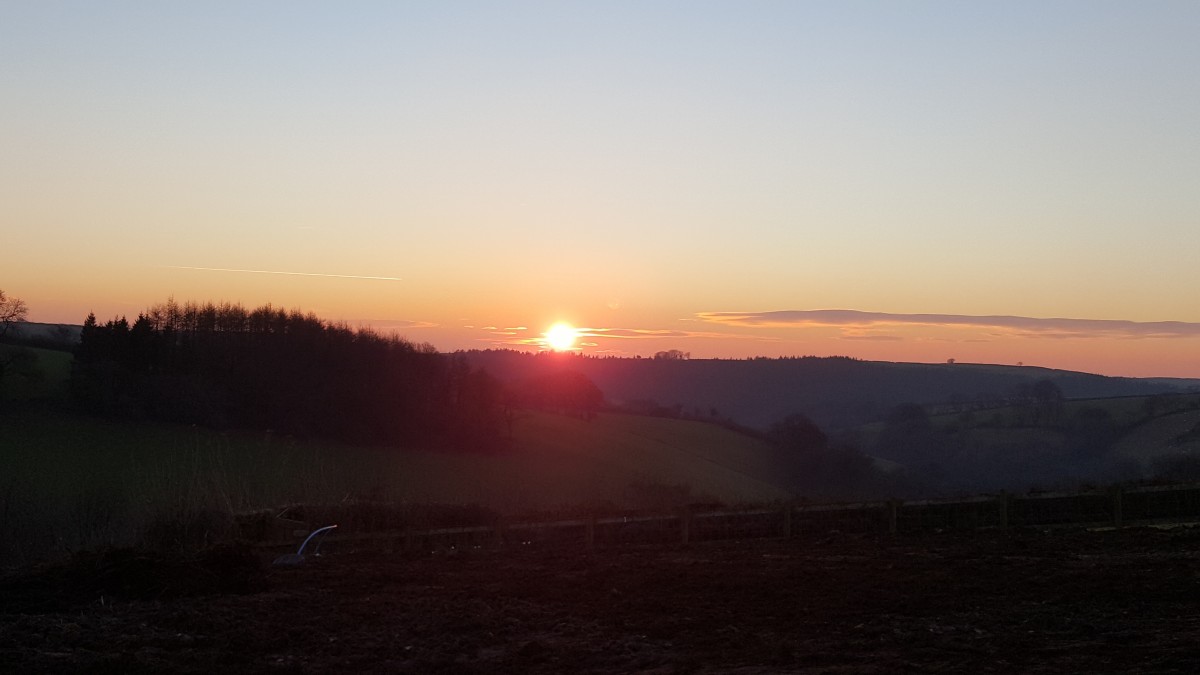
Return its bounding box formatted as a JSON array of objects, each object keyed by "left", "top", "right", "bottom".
[
  {"left": 6, "top": 327, "right": 1197, "bottom": 433},
  {"left": 465, "top": 351, "right": 1200, "bottom": 431},
  {"left": 6, "top": 322, "right": 81, "bottom": 350}
]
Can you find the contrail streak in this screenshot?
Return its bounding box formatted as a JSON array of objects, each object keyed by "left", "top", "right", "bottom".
[{"left": 164, "top": 266, "right": 403, "bottom": 281}]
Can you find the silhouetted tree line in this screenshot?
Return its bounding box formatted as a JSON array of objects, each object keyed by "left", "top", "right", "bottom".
[
  {"left": 653, "top": 349, "right": 690, "bottom": 361},
  {"left": 768, "top": 413, "right": 889, "bottom": 499},
  {"left": 70, "top": 300, "right": 508, "bottom": 450}
]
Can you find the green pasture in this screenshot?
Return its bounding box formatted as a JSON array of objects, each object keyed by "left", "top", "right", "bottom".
[
  {"left": 0, "top": 405, "right": 790, "bottom": 566},
  {"left": 0, "top": 345, "right": 72, "bottom": 400},
  {"left": 507, "top": 412, "right": 791, "bottom": 510},
  {"left": 1, "top": 408, "right": 790, "bottom": 512}
]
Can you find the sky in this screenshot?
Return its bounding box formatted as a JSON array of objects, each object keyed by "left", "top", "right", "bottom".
[{"left": 2, "top": 1, "right": 1199, "bottom": 377}]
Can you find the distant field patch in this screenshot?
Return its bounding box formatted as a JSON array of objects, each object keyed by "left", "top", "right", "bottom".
[
  {"left": 1112, "top": 409, "right": 1200, "bottom": 469},
  {"left": 0, "top": 345, "right": 71, "bottom": 400}
]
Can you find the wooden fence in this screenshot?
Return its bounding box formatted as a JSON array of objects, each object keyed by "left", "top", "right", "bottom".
[{"left": 254, "top": 482, "right": 1200, "bottom": 555}]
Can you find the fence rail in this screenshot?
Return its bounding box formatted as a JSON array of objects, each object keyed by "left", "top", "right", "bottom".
[{"left": 251, "top": 482, "right": 1200, "bottom": 554}]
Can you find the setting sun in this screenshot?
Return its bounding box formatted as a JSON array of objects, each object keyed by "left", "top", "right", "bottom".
[{"left": 545, "top": 322, "right": 578, "bottom": 351}]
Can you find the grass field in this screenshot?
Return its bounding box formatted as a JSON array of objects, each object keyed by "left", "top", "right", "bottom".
[
  {"left": 0, "top": 404, "right": 791, "bottom": 567},
  {"left": 0, "top": 345, "right": 72, "bottom": 400},
  {"left": 1111, "top": 407, "right": 1200, "bottom": 470}
]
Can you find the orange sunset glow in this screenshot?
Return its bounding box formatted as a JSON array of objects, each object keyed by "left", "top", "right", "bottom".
[{"left": 2, "top": 2, "right": 1198, "bottom": 379}]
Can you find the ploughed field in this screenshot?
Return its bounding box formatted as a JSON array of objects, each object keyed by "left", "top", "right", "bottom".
[{"left": 4, "top": 527, "right": 1200, "bottom": 674}]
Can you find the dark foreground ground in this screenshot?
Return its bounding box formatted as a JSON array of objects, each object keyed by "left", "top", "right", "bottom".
[{"left": 4, "top": 527, "right": 1200, "bottom": 674}]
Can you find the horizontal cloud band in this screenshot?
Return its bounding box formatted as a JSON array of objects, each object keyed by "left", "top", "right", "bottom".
[
  {"left": 165, "top": 265, "right": 403, "bottom": 281},
  {"left": 581, "top": 328, "right": 693, "bottom": 339},
  {"left": 482, "top": 325, "right": 779, "bottom": 348},
  {"left": 696, "top": 310, "right": 1200, "bottom": 339}
]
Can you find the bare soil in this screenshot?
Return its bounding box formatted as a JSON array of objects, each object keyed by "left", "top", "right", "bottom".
[{"left": 4, "top": 527, "right": 1200, "bottom": 674}]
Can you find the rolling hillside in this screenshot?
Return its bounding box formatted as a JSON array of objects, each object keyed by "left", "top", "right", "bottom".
[
  {"left": 506, "top": 412, "right": 793, "bottom": 509},
  {"left": 466, "top": 351, "right": 1200, "bottom": 431},
  {"left": 2, "top": 342, "right": 791, "bottom": 512},
  {"left": 1110, "top": 407, "right": 1200, "bottom": 472},
  {"left": 0, "top": 405, "right": 792, "bottom": 565},
  {"left": 855, "top": 394, "right": 1200, "bottom": 492},
  {"left": 0, "top": 407, "right": 791, "bottom": 525}
]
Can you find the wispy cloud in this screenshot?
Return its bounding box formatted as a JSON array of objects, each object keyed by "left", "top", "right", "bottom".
[
  {"left": 582, "top": 328, "right": 693, "bottom": 339},
  {"left": 840, "top": 334, "right": 905, "bottom": 342},
  {"left": 697, "top": 310, "right": 1200, "bottom": 339},
  {"left": 478, "top": 326, "right": 529, "bottom": 337},
  {"left": 359, "top": 319, "right": 438, "bottom": 330},
  {"left": 578, "top": 327, "right": 781, "bottom": 341},
  {"left": 163, "top": 265, "right": 403, "bottom": 281}
]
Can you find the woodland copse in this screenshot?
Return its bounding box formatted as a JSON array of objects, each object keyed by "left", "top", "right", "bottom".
[{"left": 68, "top": 299, "right": 602, "bottom": 452}]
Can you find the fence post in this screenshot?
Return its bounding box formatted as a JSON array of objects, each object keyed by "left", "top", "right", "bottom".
[
  {"left": 586, "top": 516, "right": 596, "bottom": 551},
  {"left": 1112, "top": 487, "right": 1123, "bottom": 529},
  {"left": 888, "top": 500, "right": 900, "bottom": 537},
  {"left": 782, "top": 503, "right": 793, "bottom": 540},
  {"left": 680, "top": 507, "right": 692, "bottom": 546}
]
